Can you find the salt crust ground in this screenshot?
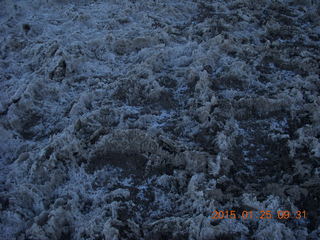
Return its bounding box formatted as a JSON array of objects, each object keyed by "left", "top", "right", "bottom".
[{"left": 0, "top": 0, "right": 320, "bottom": 239}]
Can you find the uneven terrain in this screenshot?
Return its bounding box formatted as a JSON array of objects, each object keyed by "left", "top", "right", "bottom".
[{"left": 0, "top": 0, "right": 320, "bottom": 239}]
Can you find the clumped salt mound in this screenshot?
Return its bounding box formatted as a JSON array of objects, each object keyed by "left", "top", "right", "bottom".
[{"left": 1, "top": 0, "right": 320, "bottom": 239}]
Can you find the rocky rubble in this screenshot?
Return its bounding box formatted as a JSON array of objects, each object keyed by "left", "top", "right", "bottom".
[{"left": 0, "top": 0, "right": 319, "bottom": 239}]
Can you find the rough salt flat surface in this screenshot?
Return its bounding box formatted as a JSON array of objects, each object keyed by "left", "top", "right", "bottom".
[{"left": 0, "top": 0, "right": 320, "bottom": 239}]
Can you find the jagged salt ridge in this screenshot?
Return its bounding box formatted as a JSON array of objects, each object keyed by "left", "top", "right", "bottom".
[{"left": 0, "top": 0, "right": 320, "bottom": 239}]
